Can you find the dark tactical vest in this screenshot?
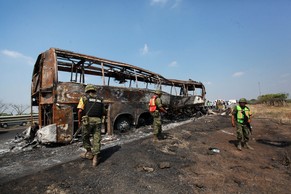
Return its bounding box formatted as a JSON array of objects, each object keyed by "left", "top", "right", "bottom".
[{"left": 84, "top": 95, "right": 104, "bottom": 117}]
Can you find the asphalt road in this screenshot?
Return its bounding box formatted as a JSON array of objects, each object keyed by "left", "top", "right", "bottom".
[{"left": 0, "top": 126, "right": 26, "bottom": 144}]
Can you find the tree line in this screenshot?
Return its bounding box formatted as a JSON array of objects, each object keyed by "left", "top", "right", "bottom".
[
  {"left": 0, "top": 100, "right": 30, "bottom": 116},
  {"left": 248, "top": 93, "right": 289, "bottom": 106}
]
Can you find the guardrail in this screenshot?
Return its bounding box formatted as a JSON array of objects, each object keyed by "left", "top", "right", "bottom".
[{"left": 0, "top": 114, "right": 38, "bottom": 128}]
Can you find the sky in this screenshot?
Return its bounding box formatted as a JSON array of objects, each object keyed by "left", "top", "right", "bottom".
[{"left": 0, "top": 0, "right": 291, "bottom": 108}]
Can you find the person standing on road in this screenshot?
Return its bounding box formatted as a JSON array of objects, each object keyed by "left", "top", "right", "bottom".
[
  {"left": 231, "top": 98, "right": 254, "bottom": 151},
  {"left": 149, "top": 90, "right": 167, "bottom": 141},
  {"left": 77, "top": 84, "right": 106, "bottom": 167}
]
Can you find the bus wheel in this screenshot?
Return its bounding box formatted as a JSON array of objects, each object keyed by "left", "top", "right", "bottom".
[
  {"left": 115, "top": 117, "right": 131, "bottom": 133},
  {"left": 138, "top": 116, "right": 153, "bottom": 127}
]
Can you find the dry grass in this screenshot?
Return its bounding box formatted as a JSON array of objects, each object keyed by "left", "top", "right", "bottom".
[{"left": 249, "top": 103, "right": 291, "bottom": 124}]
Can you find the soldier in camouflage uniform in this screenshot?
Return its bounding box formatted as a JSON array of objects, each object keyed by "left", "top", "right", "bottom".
[
  {"left": 77, "top": 84, "right": 106, "bottom": 167},
  {"left": 231, "top": 98, "right": 253, "bottom": 151},
  {"left": 149, "top": 90, "right": 167, "bottom": 141}
]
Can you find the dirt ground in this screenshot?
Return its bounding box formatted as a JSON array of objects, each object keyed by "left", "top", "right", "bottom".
[{"left": 0, "top": 114, "right": 291, "bottom": 194}]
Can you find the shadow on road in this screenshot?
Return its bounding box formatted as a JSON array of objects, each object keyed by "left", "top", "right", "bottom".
[
  {"left": 256, "top": 139, "right": 291, "bottom": 147},
  {"left": 100, "top": 145, "right": 121, "bottom": 163},
  {"left": 229, "top": 139, "right": 238, "bottom": 146}
]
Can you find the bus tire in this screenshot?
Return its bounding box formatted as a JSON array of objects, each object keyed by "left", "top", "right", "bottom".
[{"left": 115, "top": 117, "right": 131, "bottom": 133}]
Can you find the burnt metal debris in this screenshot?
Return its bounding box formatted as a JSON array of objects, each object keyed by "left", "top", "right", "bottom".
[{"left": 31, "top": 48, "right": 207, "bottom": 143}]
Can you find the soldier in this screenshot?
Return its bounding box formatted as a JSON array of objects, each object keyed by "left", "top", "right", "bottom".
[
  {"left": 77, "top": 84, "right": 106, "bottom": 167},
  {"left": 149, "top": 90, "right": 167, "bottom": 141},
  {"left": 231, "top": 98, "right": 253, "bottom": 151}
]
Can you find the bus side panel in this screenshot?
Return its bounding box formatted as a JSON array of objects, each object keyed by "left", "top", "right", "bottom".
[
  {"left": 40, "top": 49, "right": 56, "bottom": 105},
  {"left": 56, "top": 82, "right": 85, "bottom": 140},
  {"left": 57, "top": 82, "right": 84, "bottom": 104},
  {"left": 53, "top": 104, "right": 73, "bottom": 143},
  {"left": 95, "top": 86, "right": 136, "bottom": 135},
  {"left": 95, "top": 86, "right": 154, "bottom": 134},
  {"left": 169, "top": 95, "right": 201, "bottom": 109}
]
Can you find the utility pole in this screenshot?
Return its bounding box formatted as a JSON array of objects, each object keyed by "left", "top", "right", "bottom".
[{"left": 258, "top": 82, "right": 261, "bottom": 96}]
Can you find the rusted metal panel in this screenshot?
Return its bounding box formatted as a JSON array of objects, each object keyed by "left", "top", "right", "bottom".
[
  {"left": 53, "top": 104, "right": 73, "bottom": 143},
  {"left": 31, "top": 54, "right": 42, "bottom": 94},
  {"left": 39, "top": 49, "right": 57, "bottom": 105},
  {"left": 56, "top": 82, "right": 84, "bottom": 104},
  {"left": 94, "top": 86, "right": 152, "bottom": 134}
]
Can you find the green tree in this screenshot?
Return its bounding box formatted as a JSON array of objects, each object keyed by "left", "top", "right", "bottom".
[{"left": 257, "top": 93, "right": 289, "bottom": 106}]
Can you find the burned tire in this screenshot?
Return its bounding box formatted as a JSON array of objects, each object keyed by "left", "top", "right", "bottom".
[
  {"left": 137, "top": 113, "right": 153, "bottom": 127},
  {"left": 114, "top": 117, "right": 131, "bottom": 133}
]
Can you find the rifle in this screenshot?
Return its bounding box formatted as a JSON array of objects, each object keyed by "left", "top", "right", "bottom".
[
  {"left": 70, "top": 126, "right": 82, "bottom": 144},
  {"left": 242, "top": 110, "right": 252, "bottom": 134}
]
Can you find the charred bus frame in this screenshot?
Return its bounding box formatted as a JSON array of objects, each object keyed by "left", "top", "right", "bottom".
[{"left": 31, "top": 48, "right": 206, "bottom": 143}]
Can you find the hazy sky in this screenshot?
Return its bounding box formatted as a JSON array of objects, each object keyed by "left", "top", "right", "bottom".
[{"left": 1, "top": 0, "right": 291, "bottom": 107}]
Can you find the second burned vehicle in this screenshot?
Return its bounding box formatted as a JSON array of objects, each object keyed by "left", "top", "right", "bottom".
[{"left": 30, "top": 48, "right": 206, "bottom": 143}]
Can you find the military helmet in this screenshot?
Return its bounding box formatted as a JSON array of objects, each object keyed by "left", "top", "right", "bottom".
[
  {"left": 85, "top": 84, "right": 96, "bottom": 93},
  {"left": 154, "top": 90, "right": 162, "bottom": 95},
  {"left": 239, "top": 98, "right": 247, "bottom": 103}
]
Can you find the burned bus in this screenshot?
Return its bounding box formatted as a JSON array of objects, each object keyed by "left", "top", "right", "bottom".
[{"left": 31, "top": 48, "right": 206, "bottom": 143}]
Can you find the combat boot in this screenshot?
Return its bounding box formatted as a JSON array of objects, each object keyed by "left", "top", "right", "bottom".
[
  {"left": 237, "top": 141, "right": 242, "bottom": 151},
  {"left": 92, "top": 154, "right": 100, "bottom": 167},
  {"left": 245, "top": 142, "right": 254, "bottom": 150},
  {"left": 80, "top": 150, "right": 93, "bottom": 160}
]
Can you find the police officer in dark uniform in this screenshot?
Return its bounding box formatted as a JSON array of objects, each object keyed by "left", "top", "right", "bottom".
[{"left": 77, "top": 84, "right": 106, "bottom": 167}]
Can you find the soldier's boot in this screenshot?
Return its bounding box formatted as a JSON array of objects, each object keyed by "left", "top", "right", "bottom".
[
  {"left": 237, "top": 141, "right": 242, "bottom": 151},
  {"left": 80, "top": 150, "right": 93, "bottom": 160},
  {"left": 245, "top": 142, "right": 254, "bottom": 150},
  {"left": 92, "top": 154, "right": 100, "bottom": 167}
]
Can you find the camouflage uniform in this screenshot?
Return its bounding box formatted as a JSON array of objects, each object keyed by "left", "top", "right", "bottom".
[
  {"left": 150, "top": 95, "right": 166, "bottom": 139},
  {"left": 81, "top": 114, "right": 102, "bottom": 156},
  {"left": 231, "top": 98, "right": 253, "bottom": 150},
  {"left": 77, "top": 85, "right": 106, "bottom": 165},
  {"left": 233, "top": 115, "right": 251, "bottom": 143}
]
